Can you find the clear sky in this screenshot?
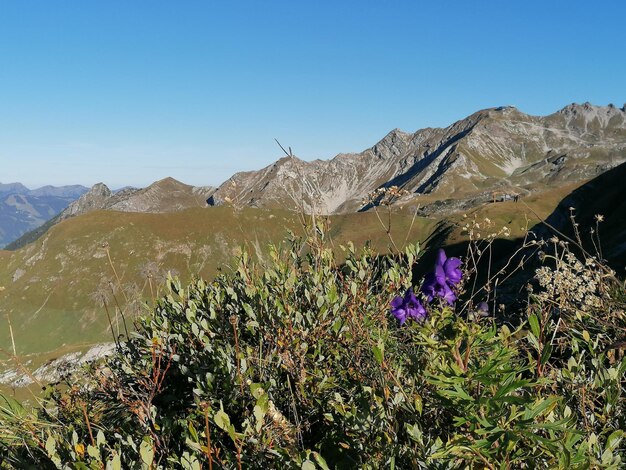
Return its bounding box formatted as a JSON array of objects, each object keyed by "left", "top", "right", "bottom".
[{"left": 1, "top": 1, "right": 624, "bottom": 189}]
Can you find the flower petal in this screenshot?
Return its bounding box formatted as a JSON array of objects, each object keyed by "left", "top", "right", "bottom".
[
  {"left": 390, "top": 296, "right": 404, "bottom": 309},
  {"left": 444, "top": 257, "right": 462, "bottom": 285},
  {"left": 434, "top": 265, "right": 447, "bottom": 286},
  {"left": 408, "top": 299, "right": 428, "bottom": 321},
  {"left": 441, "top": 283, "right": 457, "bottom": 304},
  {"left": 435, "top": 248, "right": 447, "bottom": 268},
  {"left": 421, "top": 273, "right": 438, "bottom": 300},
  {"left": 392, "top": 307, "right": 408, "bottom": 325}
]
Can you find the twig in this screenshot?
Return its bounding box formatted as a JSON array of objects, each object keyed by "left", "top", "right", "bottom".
[
  {"left": 81, "top": 402, "right": 95, "bottom": 447},
  {"left": 204, "top": 403, "right": 213, "bottom": 470}
]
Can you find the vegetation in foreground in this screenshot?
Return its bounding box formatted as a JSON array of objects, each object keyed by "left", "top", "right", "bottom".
[{"left": 0, "top": 216, "right": 625, "bottom": 469}]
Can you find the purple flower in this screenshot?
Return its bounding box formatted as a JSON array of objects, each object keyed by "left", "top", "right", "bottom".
[
  {"left": 476, "top": 301, "right": 489, "bottom": 317},
  {"left": 435, "top": 249, "right": 462, "bottom": 286},
  {"left": 390, "top": 288, "right": 427, "bottom": 325},
  {"left": 421, "top": 271, "right": 457, "bottom": 305},
  {"left": 420, "top": 249, "right": 462, "bottom": 305}
]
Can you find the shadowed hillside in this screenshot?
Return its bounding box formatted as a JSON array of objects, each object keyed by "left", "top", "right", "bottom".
[{"left": 535, "top": 160, "right": 626, "bottom": 268}]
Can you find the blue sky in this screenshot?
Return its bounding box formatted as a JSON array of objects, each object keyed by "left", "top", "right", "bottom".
[{"left": 1, "top": 1, "right": 624, "bottom": 188}]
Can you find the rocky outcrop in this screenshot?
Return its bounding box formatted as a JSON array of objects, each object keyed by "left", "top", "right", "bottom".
[{"left": 55, "top": 178, "right": 214, "bottom": 220}]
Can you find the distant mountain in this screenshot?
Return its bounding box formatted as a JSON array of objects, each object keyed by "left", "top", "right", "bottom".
[
  {"left": 0, "top": 183, "right": 89, "bottom": 248},
  {"left": 208, "top": 103, "right": 626, "bottom": 214},
  {"left": 0, "top": 183, "right": 30, "bottom": 195},
  {"left": 27, "top": 185, "right": 89, "bottom": 198},
  {"left": 6, "top": 178, "right": 214, "bottom": 250},
  {"left": 57, "top": 177, "right": 214, "bottom": 218}
]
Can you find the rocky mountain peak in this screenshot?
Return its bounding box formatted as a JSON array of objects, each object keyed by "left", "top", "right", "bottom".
[
  {"left": 89, "top": 182, "right": 112, "bottom": 197},
  {"left": 62, "top": 183, "right": 112, "bottom": 218},
  {"left": 151, "top": 176, "right": 186, "bottom": 189},
  {"left": 371, "top": 128, "right": 411, "bottom": 160},
  {"left": 558, "top": 102, "right": 625, "bottom": 117}
]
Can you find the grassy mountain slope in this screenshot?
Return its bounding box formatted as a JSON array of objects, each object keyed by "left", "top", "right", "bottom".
[{"left": 0, "top": 206, "right": 435, "bottom": 356}]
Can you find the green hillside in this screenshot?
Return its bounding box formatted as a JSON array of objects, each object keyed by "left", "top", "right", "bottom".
[
  {"left": 0, "top": 173, "right": 621, "bottom": 384},
  {"left": 0, "top": 206, "right": 436, "bottom": 357}
]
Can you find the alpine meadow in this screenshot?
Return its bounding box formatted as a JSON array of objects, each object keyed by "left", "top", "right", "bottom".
[{"left": 1, "top": 2, "right": 626, "bottom": 468}]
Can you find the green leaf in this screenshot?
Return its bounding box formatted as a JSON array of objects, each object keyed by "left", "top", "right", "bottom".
[
  {"left": 540, "top": 342, "right": 553, "bottom": 365},
  {"left": 111, "top": 453, "right": 122, "bottom": 470},
  {"left": 214, "top": 408, "right": 231, "bottom": 431},
  {"left": 606, "top": 430, "right": 624, "bottom": 451},
  {"left": 312, "top": 452, "right": 331, "bottom": 470},
  {"left": 45, "top": 435, "right": 57, "bottom": 456},
  {"left": 188, "top": 421, "right": 199, "bottom": 442},
  {"left": 87, "top": 444, "right": 100, "bottom": 459},
  {"left": 96, "top": 430, "right": 106, "bottom": 448},
  {"left": 528, "top": 313, "right": 541, "bottom": 338},
  {"left": 525, "top": 396, "right": 560, "bottom": 419},
  {"left": 372, "top": 343, "right": 384, "bottom": 365},
  {"left": 302, "top": 460, "right": 316, "bottom": 470},
  {"left": 526, "top": 332, "right": 540, "bottom": 351},
  {"left": 494, "top": 379, "right": 530, "bottom": 400},
  {"left": 140, "top": 439, "right": 154, "bottom": 466},
  {"left": 0, "top": 394, "right": 26, "bottom": 418}
]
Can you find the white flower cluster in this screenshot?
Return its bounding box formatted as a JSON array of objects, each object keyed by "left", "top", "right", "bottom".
[
  {"left": 461, "top": 214, "right": 511, "bottom": 241},
  {"left": 534, "top": 249, "right": 609, "bottom": 315}
]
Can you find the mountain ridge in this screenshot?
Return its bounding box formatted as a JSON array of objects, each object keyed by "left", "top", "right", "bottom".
[
  {"left": 6, "top": 178, "right": 215, "bottom": 250},
  {"left": 0, "top": 184, "right": 90, "bottom": 248},
  {"left": 208, "top": 102, "right": 626, "bottom": 214}
]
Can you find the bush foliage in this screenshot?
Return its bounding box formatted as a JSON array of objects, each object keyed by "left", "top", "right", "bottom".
[{"left": 0, "top": 225, "right": 625, "bottom": 469}]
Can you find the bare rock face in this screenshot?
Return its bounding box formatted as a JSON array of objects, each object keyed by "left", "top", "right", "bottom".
[
  {"left": 60, "top": 183, "right": 115, "bottom": 218},
  {"left": 209, "top": 103, "right": 626, "bottom": 214},
  {"left": 58, "top": 178, "right": 214, "bottom": 220}
]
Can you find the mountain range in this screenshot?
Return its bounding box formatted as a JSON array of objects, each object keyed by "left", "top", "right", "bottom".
[
  {"left": 6, "top": 102, "right": 626, "bottom": 250},
  {"left": 0, "top": 183, "right": 89, "bottom": 248},
  {"left": 5, "top": 178, "right": 214, "bottom": 250},
  {"left": 2, "top": 101, "right": 626, "bottom": 378},
  {"left": 208, "top": 102, "right": 626, "bottom": 214}
]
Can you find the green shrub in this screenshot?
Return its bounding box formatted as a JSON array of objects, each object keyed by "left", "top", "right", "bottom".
[{"left": 0, "top": 228, "right": 625, "bottom": 469}]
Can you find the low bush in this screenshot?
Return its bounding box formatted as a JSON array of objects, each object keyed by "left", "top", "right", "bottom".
[{"left": 0, "top": 226, "right": 624, "bottom": 469}]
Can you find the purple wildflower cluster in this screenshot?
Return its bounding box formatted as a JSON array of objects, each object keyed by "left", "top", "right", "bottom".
[
  {"left": 389, "top": 288, "right": 426, "bottom": 326},
  {"left": 390, "top": 249, "right": 463, "bottom": 325}
]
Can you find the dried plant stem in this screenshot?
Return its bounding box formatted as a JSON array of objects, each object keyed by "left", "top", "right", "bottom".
[
  {"left": 372, "top": 205, "right": 400, "bottom": 253},
  {"left": 6, "top": 313, "right": 17, "bottom": 357},
  {"left": 402, "top": 205, "right": 420, "bottom": 248},
  {"left": 105, "top": 245, "right": 129, "bottom": 303},
  {"left": 521, "top": 200, "right": 615, "bottom": 279},
  {"left": 102, "top": 299, "right": 120, "bottom": 348},
  {"left": 81, "top": 403, "right": 95, "bottom": 447},
  {"left": 230, "top": 316, "right": 245, "bottom": 396},
  {"left": 0, "top": 347, "right": 43, "bottom": 389},
  {"left": 203, "top": 403, "right": 213, "bottom": 470}
]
